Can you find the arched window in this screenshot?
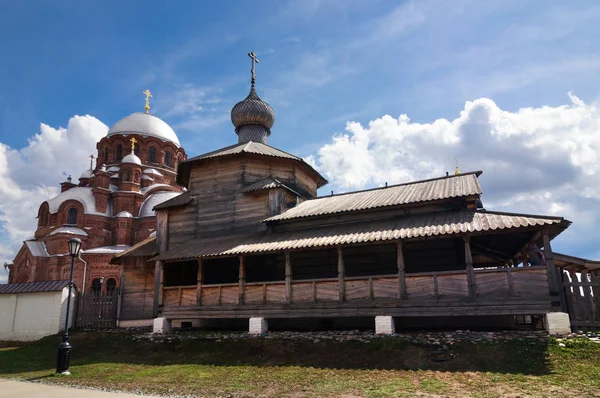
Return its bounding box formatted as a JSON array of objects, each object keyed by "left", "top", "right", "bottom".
[
  {"left": 91, "top": 278, "right": 102, "bottom": 296},
  {"left": 104, "top": 147, "right": 109, "bottom": 163},
  {"left": 67, "top": 208, "right": 78, "bottom": 225},
  {"left": 164, "top": 151, "right": 171, "bottom": 167},
  {"left": 115, "top": 144, "right": 123, "bottom": 161},
  {"left": 134, "top": 172, "right": 140, "bottom": 183},
  {"left": 134, "top": 143, "right": 140, "bottom": 157},
  {"left": 124, "top": 170, "right": 131, "bottom": 181},
  {"left": 105, "top": 278, "right": 117, "bottom": 296},
  {"left": 148, "top": 146, "right": 157, "bottom": 163}
]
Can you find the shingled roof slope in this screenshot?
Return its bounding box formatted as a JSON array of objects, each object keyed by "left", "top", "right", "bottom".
[
  {"left": 0, "top": 280, "right": 70, "bottom": 294},
  {"left": 153, "top": 209, "right": 568, "bottom": 261},
  {"left": 153, "top": 191, "right": 192, "bottom": 211},
  {"left": 265, "top": 171, "right": 483, "bottom": 222},
  {"left": 109, "top": 235, "right": 157, "bottom": 264}
]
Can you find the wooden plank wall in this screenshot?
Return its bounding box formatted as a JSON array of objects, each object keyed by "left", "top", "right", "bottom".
[
  {"left": 120, "top": 259, "right": 155, "bottom": 320},
  {"left": 562, "top": 269, "right": 600, "bottom": 331}
]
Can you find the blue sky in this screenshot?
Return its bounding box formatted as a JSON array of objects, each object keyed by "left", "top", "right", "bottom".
[{"left": 1, "top": 0, "right": 600, "bottom": 280}]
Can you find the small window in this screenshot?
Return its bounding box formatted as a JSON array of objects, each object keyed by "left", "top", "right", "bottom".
[
  {"left": 115, "top": 144, "right": 123, "bottom": 161},
  {"left": 134, "top": 172, "right": 140, "bottom": 183},
  {"left": 148, "top": 146, "right": 157, "bottom": 163},
  {"left": 124, "top": 170, "right": 131, "bottom": 181},
  {"left": 66, "top": 208, "right": 78, "bottom": 225},
  {"left": 91, "top": 278, "right": 102, "bottom": 296},
  {"left": 104, "top": 147, "right": 109, "bottom": 163},
  {"left": 106, "top": 278, "right": 117, "bottom": 295},
  {"left": 164, "top": 151, "right": 171, "bottom": 167}
]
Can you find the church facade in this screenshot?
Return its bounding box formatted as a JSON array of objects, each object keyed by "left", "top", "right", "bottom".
[
  {"left": 113, "top": 54, "right": 573, "bottom": 335},
  {"left": 8, "top": 96, "right": 187, "bottom": 305}
]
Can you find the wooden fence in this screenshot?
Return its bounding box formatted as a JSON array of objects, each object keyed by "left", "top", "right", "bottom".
[
  {"left": 562, "top": 269, "right": 600, "bottom": 331},
  {"left": 75, "top": 293, "right": 119, "bottom": 329}
]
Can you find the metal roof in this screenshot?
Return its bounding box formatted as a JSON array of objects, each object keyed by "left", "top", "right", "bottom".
[
  {"left": 0, "top": 280, "right": 70, "bottom": 294},
  {"left": 110, "top": 235, "right": 157, "bottom": 264},
  {"left": 177, "top": 141, "right": 328, "bottom": 188},
  {"left": 265, "top": 172, "right": 483, "bottom": 222},
  {"left": 153, "top": 191, "right": 192, "bottom": 211},
  {"left": 153, "top": 209, "right": 568, "bottom": 261},
  {"left": 25, "top": 241, "right": 49, "bottom": 257},
  {"left": 242, "top": 177, "right": 304, "bottom": 197}
]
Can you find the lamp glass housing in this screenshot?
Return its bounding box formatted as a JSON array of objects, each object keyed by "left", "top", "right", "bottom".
[{"left": 68, "top": 238, "right": 82, "bottom": 257}]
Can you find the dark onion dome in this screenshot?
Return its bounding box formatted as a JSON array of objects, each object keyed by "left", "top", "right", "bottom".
[{"left": 231, "top": 87, "right": 275, "bottom": 144}]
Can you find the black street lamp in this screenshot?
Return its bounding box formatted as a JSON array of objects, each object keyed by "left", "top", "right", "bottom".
[{"left": 56, "top": 237, "right": 82, "bottom": 375}]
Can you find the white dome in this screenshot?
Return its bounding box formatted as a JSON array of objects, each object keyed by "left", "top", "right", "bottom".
[
  {"left": 107, "top": 112, "right": 180, "bottom": 147},
  {"left": 80, "top": 169, "right": 94, "bottom": 179},
  {"left": 116, "top": 211, "right": 134, "bottom": 218},
  {"left": 138, "top": 191, "right": 181, "bottom": 217},
  {"left": 122, "top": 153, "right": 142, "bottom": 165}
]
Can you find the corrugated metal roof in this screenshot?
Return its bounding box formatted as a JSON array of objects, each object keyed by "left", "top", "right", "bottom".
[
  {"left": 110, "top": 235, "right": 157, "bottom": 264},
  {"left": 0, "top": 280, "right": 70, "bottom": 294},
  {"left": 153, "top": 210, "right": 568, "bottom": 261},
  {"left": 25, "top": 241, "right": 49, "bottom": 257},
  {"left": 153, "top": 191, "right": 192, "bottom": 211},
  {"left": 265, "top": 172, "right": 483, "bottom": 222},
  {"left": 177, "top": 142, "right": 328, "bottom": 188}
]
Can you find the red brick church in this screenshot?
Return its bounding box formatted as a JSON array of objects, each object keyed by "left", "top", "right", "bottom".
[{"left": 7, "top": 94, "right": 187, "bottom": 295}]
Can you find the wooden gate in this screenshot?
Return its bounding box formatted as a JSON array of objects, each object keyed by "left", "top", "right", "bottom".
[
  {"left": 75, "top": 292, "right": 119, "bottom": 329},
  {"left": 561, "top": 269, "right": 600, "bottom": 331}
]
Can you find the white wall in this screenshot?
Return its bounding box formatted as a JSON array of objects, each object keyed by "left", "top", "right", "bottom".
[{"left": 0, "top": 288, "right": 75, "bottom": 341}]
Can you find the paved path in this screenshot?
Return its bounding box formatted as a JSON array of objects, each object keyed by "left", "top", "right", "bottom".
[{"left": 0, "top": 380, "right": 160, "bottom": 397}]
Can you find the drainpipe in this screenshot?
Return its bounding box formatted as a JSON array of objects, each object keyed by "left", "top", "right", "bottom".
[{"left": 78, "top": 252, "right": 88, "bottom": 295}]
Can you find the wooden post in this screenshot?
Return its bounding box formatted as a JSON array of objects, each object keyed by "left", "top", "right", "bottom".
[
  {"left": 397, "top": 241, "right": 407, "bottom": 299},
  {"left": 285, "top": 252, "right": 292, "bottom": 304},
  {"left": 337, "top": 246, "right": 345, "bottom": 302},
  {"left": 152, "top": 261, "right": 163, "bottom": 317},
  {"left": 238, "top": 255, "right": 245, "bottom": 305},
  {"left": 196, "top": 258, "right": 203, "bottom": 305},
  {"left": 542, "top": 230, "right": 560, "bottom": 297},
  {"left": 521, "top": 249, "right": 529, "bottom": 267},
  {"left": 464, "top": 235, "right": 477, "bottom": 300}
]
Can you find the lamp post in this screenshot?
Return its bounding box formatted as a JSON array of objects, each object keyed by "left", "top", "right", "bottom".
[{"left": 56, "top": 237, "right": 82, "bottom": 375}]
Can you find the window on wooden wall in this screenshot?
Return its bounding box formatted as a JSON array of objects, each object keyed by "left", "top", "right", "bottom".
[
  {"left": 105, "top": 278, "right": 117, "bottom": 295},
  {"left": 164, "top": 261, "right": 198, "bottom": 286},
  {"left": 203, "top": 257, "right": 239, "bottom": 284},
  {"left": 245, "top": 253, "right": 286, "bottom": 282},
  {"left": 66, "top": 208, "right": 78, "bottom": 225},
  {"left": 164, "top": 151, "right": 171, "bottom": 167},
  {"left": 290, "top": 248, "right": 338, "bottom": 280},
  {"left": 148, "top": 146, "right": 157, "bottom": 163},
  {"left": 343, "top": 244, "right": 397, "bottom": 277},
  {"left": 115, "top": 144, "right": 123, "bottom": 161}
]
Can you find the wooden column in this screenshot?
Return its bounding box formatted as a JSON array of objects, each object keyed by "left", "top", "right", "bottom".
[
  {"left": 337, "top": 247, "right": 345, "bottom": 302},
  {"left": 152, "top": 261, "right": 163, "bottom": 317},
  {"left": 238, "top": 256, "right": 245, "bottom": 305},
  {"left": 196, "top": 258, "right": 203, "bottom": 305},
  {"left": 396, "top": 241, "right": 407, "bottom": 299},
  {"left": 464, "top": 235, "right": 477, "bottom": 300},
  {"left": 285, "top": 252, "right": 292, "bottom": 304},
  {"left": 542, "top": 230, "right": 560, "bottom": 297}
]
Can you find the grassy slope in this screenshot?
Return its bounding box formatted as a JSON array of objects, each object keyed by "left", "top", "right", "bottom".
[{"left": 0, "top": 331, "right": 599, "bottom": 398}]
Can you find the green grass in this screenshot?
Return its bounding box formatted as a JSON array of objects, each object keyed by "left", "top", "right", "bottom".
[{"left": 0, "top": 331, "right": 599, "bottom": 397}]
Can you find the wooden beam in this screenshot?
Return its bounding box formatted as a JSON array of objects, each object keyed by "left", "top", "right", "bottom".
[
  {"left": 542, "top": 230, "right": 560, "bottom": 296},
  {"left": 238, "top": 255, "right": 245, "bottom": 305},
  {"left": 397, "top": 241, "right": 407, "bottom": 300},
  {"left": 285, "top": 251, "right": 292, "bottom": 304},
  {"left": 196, "top": 258, "right": 203, "bottom": 305},
  {"left": 464, "top": 235, "right": 477, "bottom": 301},
  {"left": 337, "top": 246, "right": 345, "bottom": 302},
  {"left": 152, "top": 261, "right": 163, "bottom": 317}
]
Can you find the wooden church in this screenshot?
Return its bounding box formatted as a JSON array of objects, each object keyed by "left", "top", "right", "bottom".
[{"left": 113, "top": 53, "right": 572, "bottom": 334}]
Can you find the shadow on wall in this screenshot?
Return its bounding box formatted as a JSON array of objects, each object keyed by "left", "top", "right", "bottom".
[{"left": 0, "top": 330, "right": 551, "bottom": 376}]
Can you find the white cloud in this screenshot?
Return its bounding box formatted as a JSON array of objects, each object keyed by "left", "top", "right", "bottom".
[
  {"left": 0, "top": 115, "right": 108, "bottom": 281},
  {"left": 312, "top": 94, "right": 600, "bottom": 257}
]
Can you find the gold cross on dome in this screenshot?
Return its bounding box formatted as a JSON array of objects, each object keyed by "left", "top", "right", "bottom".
[
  {"left": 455, "top": 158, "right": 461, "bottom": 175},
  {"left": 143, "top": 89, "right": 152, "bottom": 113},
  {"left": 89, "top": 154, "right": 95, "bottom": 169},
  {"left": 130, "top": 137, "right": 137, "bottom": 152},
  {"left": 248, "top": 51, "right": 259, "bottom": 87}
]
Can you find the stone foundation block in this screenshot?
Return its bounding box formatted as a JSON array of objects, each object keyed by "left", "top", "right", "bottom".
[
  {"left": 153, "top": 317, "right": 172, "bottom": 334},
  {"left": 249, "top": 317, "right": 268, "bottom": 334},
  {"left": 545, "top": 312, "right": 571, "bottom": 335},
  {"left": 375, "top": 316, "right": 395, "bottom": 335}
]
